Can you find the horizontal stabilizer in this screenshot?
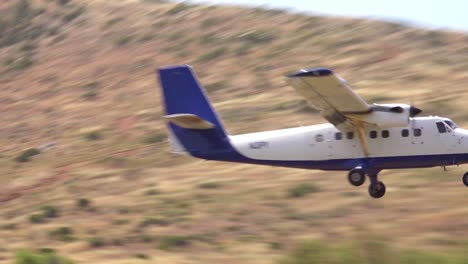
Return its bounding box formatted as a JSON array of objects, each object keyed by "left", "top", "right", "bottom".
[{"left": 163, "top": 114, "right": 215, "bottom": 129}]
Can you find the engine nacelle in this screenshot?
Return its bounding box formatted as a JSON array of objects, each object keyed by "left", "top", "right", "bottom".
[{"left": 349, "top": 104, "right": 420, "bottom": 128}]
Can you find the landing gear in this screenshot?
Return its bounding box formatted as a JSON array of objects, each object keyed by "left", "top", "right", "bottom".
[
  {"left": 346, "top": 169, "right": 386, "bottom": 198},
  {"left": 462, "top": 172, "right": 468, "bottom": 187},
  {"left": 368, "top": 181, "right": 386, "bottom": 199},
  {"left": 348, "top": 169, "right": 365, "bottom": 186}
]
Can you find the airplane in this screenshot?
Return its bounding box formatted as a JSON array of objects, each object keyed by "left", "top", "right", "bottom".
[{"left": 158, "top": 65, "right": 468, "bottom": 198}]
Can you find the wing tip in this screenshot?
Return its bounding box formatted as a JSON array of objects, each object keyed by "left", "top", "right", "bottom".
[{"left": 287, "top": 68, "right": 333, "bottom": 78}]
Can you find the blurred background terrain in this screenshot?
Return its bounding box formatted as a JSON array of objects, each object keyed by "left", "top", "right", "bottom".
[{"left": 1, "top": 0, "right": 468, "bottom": 263}]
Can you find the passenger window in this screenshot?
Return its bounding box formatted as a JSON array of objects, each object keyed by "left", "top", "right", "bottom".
[
  {"left": 335, "top": 132, "right": 342, "bottom": 140},
  {"left": 436, "top": 122, "right": 447, "bottom": 133},
  {"left": 401, "top": 129, "right": 409, "bottom": 137},
  {"left": 369, "top": 131, "right": 377, "bottom": 139},
  {"left": 382, "top": 130, "right": 390, "bottom": 138},
  {"left": 414, "top": 128, "right": 422, "bottom": 137},
  {"left": 315, "top": 134, "right": 324, "bottom": 142},
  {"left": 346, "top": 132, "right": 354, "bottom": 139}
]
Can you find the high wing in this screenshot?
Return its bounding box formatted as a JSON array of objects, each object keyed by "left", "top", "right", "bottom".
[{"left": 286, "top": 68, "right": 371, "bottom": 131}]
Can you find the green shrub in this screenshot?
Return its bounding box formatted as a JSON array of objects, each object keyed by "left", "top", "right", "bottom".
[
  {"left": 49, "top": 227, "right": 74, "bottom": 241},
  {"left": 15, "top": 148, "right": 40, "bottom": 162},
  {"left": 166, "top": 3, "right": 194, "bottom": 15},
  {"left": 8, "top": 57, "right": 34, "bottom": 71},
  {"left": 19, "top": 42, "right": 37, "bottom": 52},
  {"left": 88, "top": 237, "right": 106, "bottom": 248},
  {"left": 139, "top": 217, "right": 169, "bottom": 227},
  {"left": 197, "top": 47, "right": 227, "bottom": 62},
  {"left": 113, "top": 35, "right": 133, "bottom": 46},
  {"left": 103, "top": 17, "right": 123, "bottom": 29},
  {"left": 159, "top": 235, "right": 191, "bottom": 250},
  {"left": 63, "top": 6, "right": 85, "bottom": 23},
  {"left": 41, "top": 205, "right": 59, "bottom": 218},
  {"left": 144, "top": 189, "right": 160, "bottom": 196},
  {"left": 77, "top": 198, "right": 90, "bottom": 208},
  {"left": 84, "top": 130, "right": 102, "bottom": 141},
  {"left": 81, "top": 90, "right": 98, "bottom": 100},
  {"left": 15, "top": 249, "right": 74, "bottom": 264},
  {"left": 205, "top": 81, "right": 227, "bottom": 92},
  {"left": 57, "top": 0, "right": 71, "bottom": 5},
  {"left": 134, "top": 253, "right": 150, "bottom": 259},
  {"left": 197, "top": 181, "right": 222, "bottom": 189},
  {"left": 29, "top": 213, "right": 45, "bottom": 224},
  {"left": 287, "top": 183, "right": 320, "bottom": 198},
  {"left": 143, "top": 133, "right": 165, "bottom": 144}
]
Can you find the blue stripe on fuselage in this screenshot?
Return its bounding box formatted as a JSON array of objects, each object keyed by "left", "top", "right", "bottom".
[{"left": 175, "top": 125, "right": 468, "bottom": 171}]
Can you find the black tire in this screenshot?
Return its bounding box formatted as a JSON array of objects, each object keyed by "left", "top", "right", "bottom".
[
  {"left": 368, "top": 181, "right": 386, "bottom": 199},
  {"left": 348, "top": 169, "right": 366, "bottom": 187},
  {"left": 463, "top": 172, "right": 468, "bottom": 187}
]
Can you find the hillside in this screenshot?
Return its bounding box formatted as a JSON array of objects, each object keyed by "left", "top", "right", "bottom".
[{"left": 1, "top": 0, "right": 468, "bottom": 263}]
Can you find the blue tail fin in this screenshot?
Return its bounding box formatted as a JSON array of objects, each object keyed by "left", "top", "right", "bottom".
[{"left": 158, "top": 65, "right": 233, "bottom": 160}]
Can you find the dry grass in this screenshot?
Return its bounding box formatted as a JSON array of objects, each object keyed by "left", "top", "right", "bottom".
[{"left": 0, "top": 0, "right": 468, "bottom": 263}]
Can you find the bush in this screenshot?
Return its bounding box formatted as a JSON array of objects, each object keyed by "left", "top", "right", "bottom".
[
  {"left": 144, "top": 189, "right": 160, "bottom": 196},
  {"left": 197, "top": 182, "right": 222, "bottom": 189},
  {"left": 88, "top": 237, "right": 106, "bottom": 248},
  {"left": 166, "top": 3, "right": 194, "bottom": 15},
  {"left": 139, "top": 217, "right": 169, "bottom": 227},
  {"left": 77, "top": 198, "right": 90, "bottom": 208},
  {"left": 134, "top": 253, "right": 150, "bottom": 259},
  {"left": 159, "top": 235, "right": 191, "bottom": 250},
  {"left": 41, "top": 205, "right": 59, "bottom": 218},
  {"left": 143, "top": 133, "right": 165, "bottom": 144},
  {"left": 15, "top": 249, "right": 74, "bottom": 264},
  {"left": 15, "top": 148, "right": 40, "bottom": 162},
  {"left": 49, "top": 227, "right": 74, "bottom": 241},
  {"left": 8, "top": 57, "right": 34, "bottom": 71},
  {"left": 113, "top": 35, "right": 133, "bottom": 46},
  {"left": 57, "top": 0, "right": 71, "bottom": 5},
  {"left": 197, "top": 47, "right": 227, "bottom": 62},
  {"left": 29, "top": 213, "right": 45, "bottom": 224},
  {"left": 278, "top": 240, "right": 468, "bottom": 264},
  {"left": 84, "top": 130, "right": 102, "bottom": 141},
  {"left": 287, "top": 183, "right": 320, "bottom": 198},
  {"left": 63, "top": 6, "right": 85, "bottom": 23},
  {"left": 81, "top": 90, "right": 98, "bottom": 100}
]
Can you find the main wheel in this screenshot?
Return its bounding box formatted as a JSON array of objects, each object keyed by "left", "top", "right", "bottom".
[
  {"left": 368, "top": 181, "right": 386, "bottom": 198},
  {"left": 462, "top": 172, "right": 468, "bottom": 187},
  {"left": 348, "top": 169, "right": 365, "bottom": 187}
]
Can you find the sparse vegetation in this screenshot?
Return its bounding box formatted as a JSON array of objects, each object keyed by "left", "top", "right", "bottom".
[
  {"left": 84, "top": 130, "right": 102, "bottom": 141},
  {"left": 279, "top": 240, "right": 468, "bottom": 264},
  {"left": 29, "top": 213, "right": 45, "bottom": 224},
  {"left": 159, "top": 235, "right": 191, "bottom": 250},
  {"left": 88, "top": 237, "right": 106, "bottom": 248},
  {"left": 197, "top": 47, "right": 227, "bottom": 62},
  {"left": 114, "top": 35, "right": 133, "bottom": 46},
  {"left": 139, "top": 217, "right": 170, "bottom": 227},
  {"left": 15, "top": 249, "right": 74, "bottom": 264},
  {"left": 15, "top": 148, "right": 40, "bottom": 162},
  {"left": 143, "top": 133, "right": 165, "bottom": 144},
  {"left": 49, "top": 227, "right": 74, "bottom": 241},
  {"left": 197, "top": 181, "right": 222, "bottom": 189},
  {"left": 77, "top": 198, "right": 91, "bottom": 208},
  {"left": 41, "top": 205, "right": 59, "bottom": 218},
  {"left": 287, "top": 183, "right": 320, "bottom": 198}
]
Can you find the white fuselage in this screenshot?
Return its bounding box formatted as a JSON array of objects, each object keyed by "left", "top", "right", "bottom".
[{"left": 229, "top": 117, "right": 468, "bottom": 170}]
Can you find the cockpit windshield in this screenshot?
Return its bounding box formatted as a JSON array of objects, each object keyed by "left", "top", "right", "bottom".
[{"left": 444, "top": 120, "right": 458, "bottom": 129}]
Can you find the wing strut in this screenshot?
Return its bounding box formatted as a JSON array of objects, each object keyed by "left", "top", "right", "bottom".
[{"left": 353, "top": 120, "right": 369, "bottom": 157}]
